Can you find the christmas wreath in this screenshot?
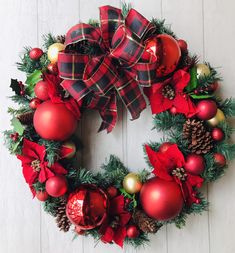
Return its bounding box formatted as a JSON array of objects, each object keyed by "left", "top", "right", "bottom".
[{"left": 4, "top": 3, "right": 235, "bottom": 249}]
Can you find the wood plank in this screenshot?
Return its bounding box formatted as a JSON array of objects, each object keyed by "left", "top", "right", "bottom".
[
  {"left": 204, "top": 0, "right": 235, "bottom": 252},
  {"left": 37, "top": 1, "right": 84, "bottom": 252},
  {"left": 0, "top": 1, "right": 40, "bottom": 253},
  {"left": 162, "top": 1, "right": 210, "bottom": 253},
  {"left": 123, "top": 1, "right": 168, "bottom": 253}
]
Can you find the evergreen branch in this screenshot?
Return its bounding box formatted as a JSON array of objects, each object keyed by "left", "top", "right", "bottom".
[
  {"left": 151, "top": 18, "right": 176, "bottom": 38},
  {"left": 42, "top": 33, "right": 57, "bottom": 50},
  {"left": 153, "top": 112, "right": 185, "bottom": 132},
  {"left": 8, "top": 106, "right": 32, "bottom": 116},
  {"left": 9, "top": 95, "right": 30, "bottom": 105},
  {"left": 215, "top": 142, "right": 235, "bottom": 161},
  {"left": 43, "top": 197, "right": 63, "bottom": 216},
  {"left": 217, "top": 97, "right": 235, "bottom": 117},
  {"left": 125, "top": 233, "right": 150, "bottom": 248},
  {"left": 38, "top": 139, "right": 61, "bottom": 165},
  {"left": 121, "top": 2, "right": 132, "bottom": 17}
]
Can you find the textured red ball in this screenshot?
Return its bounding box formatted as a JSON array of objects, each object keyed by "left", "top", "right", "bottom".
[
  {"left": 184, "top": 154, "right": 205, "bottom": 175},
  {"left": 140, "top": 177, "right": 184, "bottom": 221},
  {"left": 29, "top": 48, "right": 44, "bottom": 60},
  {"left": 126, "top": 225, "right": 140, "bottom": 238},
  {"left": 66, "top": 184, "right": 109, "bottom": 230},
  {"left": 196, "top": 100, "right": 217, "bottom": 120},
  {"left": 177, "top": 39, "right": 188, "bottom": 52},
  {"left": 211, "top": 127, "right": 224, "bottom": 141},
  {"left": 34, "top": 80, "right": 49, "bottom": 101},
  {"left": 30, "top": 98, "right": 42, "bottom": 109},
  {"left": 33, "top": 100, "right": 77, "bottom": 141},
  {"left": 214, "top": 153, "right": 226, "bottom": 167},
  {"left": 36, "top": 191, "right": 49, "bottom": 201},
  {"left": 159, "top": 142, "right": 173, "bottom": 153},
  {"left": 45, "top": 175, "right": 68, "bottom": 197}
]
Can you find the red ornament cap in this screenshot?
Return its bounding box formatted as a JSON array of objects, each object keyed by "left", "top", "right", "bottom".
[{"left": 66, "top": 184, "right": 109, "bottom": 230}]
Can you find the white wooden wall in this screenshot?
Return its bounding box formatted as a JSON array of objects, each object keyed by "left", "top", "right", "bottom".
[{"left": 0, "top": 0, "right": 235, "bottom": 252}]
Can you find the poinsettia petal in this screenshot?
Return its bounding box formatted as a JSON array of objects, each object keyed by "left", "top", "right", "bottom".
[
  {"left": 101, "top": 226, "right": 114, "bottom": 244},
  {"left": 50, "top": 162, "right": 68, "bottom": 174},
  {"left": 173, "top": 70, "right": 190, "bottom": 91},
  {"left": 187, "top": 174, "right": 204, "bottom": 188},
  {"left": 22, "top": 139, "right": 46, "bottom": 161},
  {"left": 17, "top": 154, "right": 33, "bottom": 165},
  {"left": 113, "top": 226, "right": 127, "bottom": 248},
  {"left": 173, "top": 94, "right": 196, "bottom": 117},
  {"left": 38, "top": 166, "right": 55, "bottom": 183},
  {"left": 22, "top": 164, "right": 38, "bottom": 184},
  {"left": 119, "top": 212, "right": 131, "bottom": 226},
  {"left": 165, "top": 144, "right": 185, "bottom": 169},
  {"left": 109, "top": 195, "right": 125, "bottom": 216},
  {"left": 145, "top": 145, "right": 173, "bottom": 181},
  {"left": 145, "top": 84, "right": 173, "bottom": 114}
]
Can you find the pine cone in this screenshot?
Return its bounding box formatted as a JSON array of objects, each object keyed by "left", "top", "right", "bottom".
[
  {"left": 17, "top": 111, "right": 34, "bottom": 125},
  {"left": 56, "top": 35, "right": 65, "bottom": 44},
  {"left": 55, "top": 198, "right": 71, "bottom": 232},
  {"left": 183, "top": 118, "right": 213, "bottom": 154},
  {"left": 132, "top": 209, "right": 162, "bottom": 233}
]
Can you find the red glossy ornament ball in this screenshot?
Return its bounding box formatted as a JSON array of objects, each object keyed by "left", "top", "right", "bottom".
[
  {"left": 34, "top": 80, "right": 49, "bottom": 101},
  {"left": 196, "top": 100, "right": 217, "bottom": 120},
  {"left": 140, "top": 177, "right": 184, "bottom": 221},
  {"left": 146, "top": 34, "right": 181, "bottom": 77},
  {"left": 47, "top": 63, "right": 58, "bottom": 75},
  {"left": 169, "top": 106, "right": 177, "bottom": 115},
  {"left": 45, "top": 175, "right": 67, "bottom": 197},
  {"left": 214, "top": 153, "right": 226, "bottom": 167},
  {"left": 159, "top": 142, "right": 173, "bottom": 153},
  {"left": 184, "top": 154, "right": 205, "bottom": 175},
  {"left": 66, "top": 184, "right": 109, "bottom": 230},
  {"left": 177, "top": 39, "right": 188, "bottom": 52},
  {"left": 29, "top": 48, "right": 43, "bottom": 60},
  {"left": 33, "top": 100, "right": 77, "bottom": 141},
  {"left": 106, "top": 186, "right": 118, "bottom": 199},
  {"left": 36, "top": 190, "right": 49, "bottom": 201},
  {"left": 211, "top": 127, "right": 224, "bottom": 141},
  {"left": 126, "top": 225, "right": 140, "bottom": 238},
  {"left": 29, "top": 98, "right": 42, "bottom": 109}
]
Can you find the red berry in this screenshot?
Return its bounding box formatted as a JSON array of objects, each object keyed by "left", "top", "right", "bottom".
[
  {"left": 169, "top": 106, "right": 177, "bottom": 115},
  {"left": 29, "top": 48, "right": 44, "bottom": 61},
  {"left": 47, "top": 63, "right": 58, "bottom": 75},
  {"left": 195, "top": 199, "right": 201, "bottom": 204},
  {"left": 159, "top": 142, "right": 173, "bottom": 153},
  {"left": 177, "top": 39, "right": 188, "bottom": 52},
  {"left": 126, "top": 225, "right": 140, "bottom": 238},
  {"left": 10, "top": 132, "right": 19, "bottom": 142},
  {"left": 211, "top": 128, "right": 224, "bottom": 141},
  {"left": 214, "top": 153, "right": 226, "bottom": 167},
  {"left": 36, "top": 191, "right": 49, "bottom": 202},
  {"left": 20, "top": 90, "right": 25, "bottom": 96},
  {"left": 30, "top": 98, "right": 42, "bottom": 109}
]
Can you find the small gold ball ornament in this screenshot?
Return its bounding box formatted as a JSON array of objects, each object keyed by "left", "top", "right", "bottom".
[
  {"left": 123, "top": 173, "right": 142, "bottom": 194},
  {"left": 196, "top": 63, "right": 210, "bottom": 78},
  {"left": 47, "top": 43, "right": 65, "bottom": 63},
  {"left": 207, "top": 109, "right": 225, "bottom": 127}
]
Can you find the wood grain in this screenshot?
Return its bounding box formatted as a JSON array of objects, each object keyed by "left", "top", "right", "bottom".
[{"left": 0, "top": 0, "right": 235, "bottom": 252}]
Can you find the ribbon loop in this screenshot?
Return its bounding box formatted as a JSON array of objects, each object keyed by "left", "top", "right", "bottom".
[{"left": 58, "top": 5, "right": 158, "bottom": 132}]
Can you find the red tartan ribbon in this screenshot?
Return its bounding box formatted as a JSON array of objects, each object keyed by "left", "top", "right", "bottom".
[{"left": 58, "top": 5, "right": 158, "bottom": 132}]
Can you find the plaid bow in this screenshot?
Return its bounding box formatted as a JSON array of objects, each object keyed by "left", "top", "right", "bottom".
[{"left": 58, "top": 5, "right": 158, "bottom": 132}]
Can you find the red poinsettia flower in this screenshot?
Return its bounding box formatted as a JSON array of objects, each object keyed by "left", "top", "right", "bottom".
[
  {"left": 144, "top": 69, "right": 196, "bottom": 117},
  {"left": 17, "top": 139, "right": 67, "bottom": 185},
  {"left": 99, "top": 195, "right": 131, "bottom": 248},
  {"left": 145, "top": 144, "right": 203, "bottom": 205}
]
